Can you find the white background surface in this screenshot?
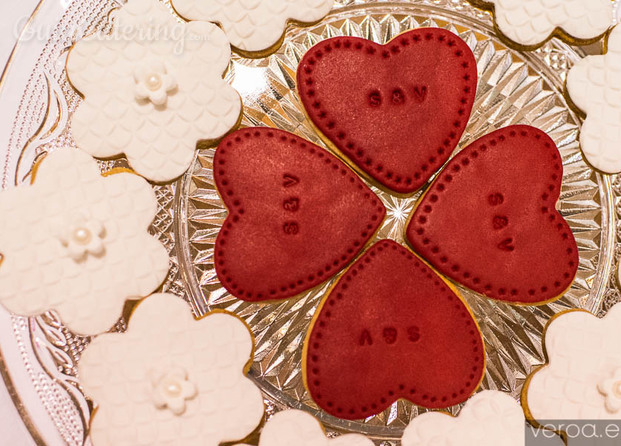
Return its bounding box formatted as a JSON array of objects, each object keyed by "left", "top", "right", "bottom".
[{"left": 1, "top": 1, "right": 40, "bottom": 444}]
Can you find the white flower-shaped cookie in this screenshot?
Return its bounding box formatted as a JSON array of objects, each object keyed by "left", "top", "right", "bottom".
[
  {"left": 67, "top": 0, "right": 241, "bottom": 183},
  {"left": 525, "top": 303, "right": 621, "bottom": 420},
  {"left": 475, "top": 0, "right": 613, "bottom": 47},
  {"left": 567, "top": 26, "right": 621, "bottom": 174},
  {"left": 79, "top": 293, "right": 265, "bottom": 446},
  {"left": 247, "top": 410, "right": 373, "bottom": 446},
  {"left": 0, "top": 149, "right": 169, "bottom": 336},
  {"left": 171, "top": 0, "right": 334, "bottom": 54},
  {"left": 401, "top": 391, "right": 526, "bottom": 446}
]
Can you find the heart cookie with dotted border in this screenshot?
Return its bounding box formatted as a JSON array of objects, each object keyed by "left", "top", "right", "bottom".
[
  {"left": 214, "top": 128, "right": 386, "bottom": 302},
  {"left": 304, "top": 240, "right": 485, "bottom": 419},
  {"left": 406, "top": 126, "right": 578, "bottom": 304},
  {"left": 297, "top": 28, "right": 477, "bottom": 194}
]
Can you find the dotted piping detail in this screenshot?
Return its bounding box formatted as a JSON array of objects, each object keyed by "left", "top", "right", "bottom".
[
  {"left": 298, "top": 29, "right": 477, "bottom": 193},
  {"left": 214, "top": 128, "right": 386, "bottom": 302},
  {"left": 307, "top": 240, "right": 484, "bottom": 418},
  {"left": 410, "top": 128, "right": 577, "bottom": 302}
]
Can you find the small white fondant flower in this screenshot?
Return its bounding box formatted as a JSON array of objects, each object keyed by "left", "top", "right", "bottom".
[
  {"left": 151, "top": 367, "right": 198, "bottom": 415},
  {"left": 134, "top": 61, "right": 177, "bottom": 106},
  {"left": 172, "top": 0, "right": 334, "bottom": 53},
  {"left": 67, "top": 0, "right": 241, "bottom": 182},
  {"left": 526, "top": 304, "right": 621, "bottom": 421},
  {"left": 79, "top": 294, "right": 264, "bottom": 446},
  {"left": 0, "top": 148, "right": 170, "bottom": 336},
  {"left": 57, "top": 215, "right": 106, "bottom": 261},
  {"left": 598, "top": 368, "right": 621, "bottom": 414}
]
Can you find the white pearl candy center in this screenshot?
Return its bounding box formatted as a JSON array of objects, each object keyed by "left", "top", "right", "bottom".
[
  {"left": 146, "top": 73, "right": 163, "bottom": 91},
  {"left": 73, "top": 227, "right": 92, "bottom": 245},
  {"left": 165, "top": 382, "right": 183, "bottom": 398}
]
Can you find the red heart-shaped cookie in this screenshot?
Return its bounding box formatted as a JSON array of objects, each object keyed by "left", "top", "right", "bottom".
[
  {"left": 214, "top": 128, "right": 386, "bottom": 302},
  {"left": 297, "top": 28, "right": 477, "bottom": 194},
  {"left": 304, "top": 240, "right": 485, "bottom": 419},
  {"left": 406, "top": 126, "right": 579, "bottom": 304}
]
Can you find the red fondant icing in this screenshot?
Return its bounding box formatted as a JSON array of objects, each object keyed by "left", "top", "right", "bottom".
[
  {"left": 297, "top": 28, "right": 477, "bottom": 194},
  {"left": 305, "top": 240, "right": 485, "bottom": 419},
  {"left": 214, "top": 128, "right": 386, "bottom": 302},
  {"left": 406, "top": 125, "right": 579, "bottom": 304}
]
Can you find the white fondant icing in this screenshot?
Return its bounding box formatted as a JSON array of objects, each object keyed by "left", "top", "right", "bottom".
[
  {"left": 171, "top": 0, "right": 334, "bottom": 53},
  {"left": 79, "top": 293, "right": 265, "bottom": 446},
  {"left": 402, "top": 391, "right": 526, "bottom": 446},
  {"left": 483, "top": 0, "right": 613, "bottom": 47},
  {"left": 567, "top": 25, "right": 621, "bottom": 174},
  {"left": 257, "top": 410, "right": 373, "bottom": 446},
  {"left": 527, "top": 304, "right": 621, "bottom": 420},
  {"left": 0, "top": 149, "right": 169, "bottom": 336},
  {"left": 67, "top": 0, "right": 241, "bottom": 183}
]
